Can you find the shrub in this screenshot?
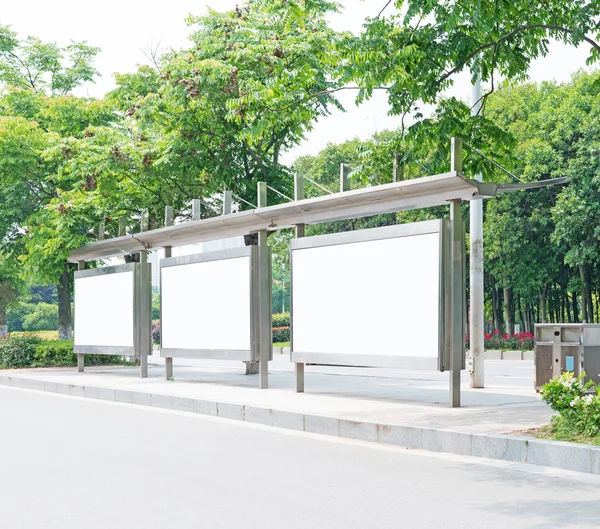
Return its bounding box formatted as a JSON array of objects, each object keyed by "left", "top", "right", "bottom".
[
  {"left": 469, "top": 330, "right": 535, "bottom": 351},
  {"left": 0, "top": 337, "right": 125, "bottom": 369},
  {"left": 22, "top": 303, "right": 58, "bottom": 331},
  {"left": 0, "top": 336, "right": 41, "bottom": 368},
  {"left": 540, "top": 372, "right": 593, "bottom": 413},
  {"left": 272, "top": 326, "right": 290, "bottom": 343},
  {"left": 32, "top": 340, "right": 120, "bottom": 367},
  {"left": 541, "top": 373, "right": 600, "bottom": 441},
  {"left": 152, "top": 320, "right": 161, "bottom": 344},
  {"left": 272, "top": 313, "right": 290, "bottom": 327}
]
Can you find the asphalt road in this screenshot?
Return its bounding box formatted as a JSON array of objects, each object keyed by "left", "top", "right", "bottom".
[{"left": 1, "top": 386, "right": 599, "bottom": 529}]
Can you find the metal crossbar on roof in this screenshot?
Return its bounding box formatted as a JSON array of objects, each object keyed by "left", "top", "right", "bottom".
[{"left": 68, "top": 171, "right": 568, "bottom": 262}]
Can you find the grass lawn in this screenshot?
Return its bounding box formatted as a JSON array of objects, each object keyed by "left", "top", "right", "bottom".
[
  {"left": 273, "top": 341, "right": 290, "bottom": 349},
  {"left": 10, "top": 330, "right": 59, "bottom": 340},
  {"left": 518, "top": 425, "right": 600, "bottom": 446}
]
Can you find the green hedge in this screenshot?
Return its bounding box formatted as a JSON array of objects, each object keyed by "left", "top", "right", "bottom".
[
  {"left": 272, "top": 313, "right": 290, "bottom": 327},
  {"left": 0, "top": 337, "right": 125, "bottom": 369},
  {"left": 273, "top": 326, "right": 290, "bottom": 343}
]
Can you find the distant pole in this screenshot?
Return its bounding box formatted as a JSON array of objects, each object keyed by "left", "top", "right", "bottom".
[{"left": 469, "top": 75, "right": 485, "bottom": 389}]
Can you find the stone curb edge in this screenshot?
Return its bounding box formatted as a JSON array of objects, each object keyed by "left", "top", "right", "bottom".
[{"left": 2, "top": 374, "right": 598, "bottom": 475}]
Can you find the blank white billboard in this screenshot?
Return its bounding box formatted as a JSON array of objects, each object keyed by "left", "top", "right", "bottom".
[
  {"left": 161, "top": 255, "right": 252, "bottom": 351},
  {"left": 74, "top": 270, "right": 135, "bottom": 347},
  {"left": 292, "top": 228, "right": 441, "bottom": 363}
]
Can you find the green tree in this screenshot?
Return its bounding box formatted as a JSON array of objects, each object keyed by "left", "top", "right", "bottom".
[
  {"left": 109, "top": 0, "right": 343, "bottom": 209},
  {"left": 0, "top": 25, "right": 99, "bottom": 94}
]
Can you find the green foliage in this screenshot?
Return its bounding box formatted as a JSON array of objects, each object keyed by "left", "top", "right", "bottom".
[
  {"left": 0, "top": 336, "right": 40, "bottom": 368},
  {"left": 540, "top": 372, "right": 594, "bottom": 414},
  {"left": 341, "top": 0, "right": 600, "bottom": 117},
  {"left": 21, "top": 302, "right": 58, "bottom": 331},
  {"left": 272, "top": 313, "right": 290, "bottom": 327},
  {"left": 541, "top": 373, "right": 600, "bottom": 442},
  {"left": 0, "top": 25, "right": 100, "bottom": 94},
  {"left": 272, "top": 326, "right": 290, "bottom": 343},
  {"left": 0, "top": 337, "right": 125, "bottom": 368}
]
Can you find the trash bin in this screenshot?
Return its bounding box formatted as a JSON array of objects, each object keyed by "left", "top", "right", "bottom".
[{"left": 534, "top": 323, "right": 600, "bottom": 391}]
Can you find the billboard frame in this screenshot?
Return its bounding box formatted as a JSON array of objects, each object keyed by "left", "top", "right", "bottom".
[{"left": 290, "top": 220, "right": 464, "bottom": 372}]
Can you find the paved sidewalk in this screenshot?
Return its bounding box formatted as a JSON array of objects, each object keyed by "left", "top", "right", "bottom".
[
  {"left": 4, "top": 357, "right": 600, "bottom": 474},
  {"left": 1, "top": 356, "right": 548, "bottom": 434}
]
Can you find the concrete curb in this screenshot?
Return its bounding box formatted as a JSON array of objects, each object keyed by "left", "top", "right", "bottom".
[
  {"left": 1, "top": 374, "right": 596, "bottom": 475},
  {"left": 483, "top": 350, "right": 534, "bottom": 361}
]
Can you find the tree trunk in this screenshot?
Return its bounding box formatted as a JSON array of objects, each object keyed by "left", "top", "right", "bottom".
[
  {"left": 0, "top": 304, "right": 7, "bottom": 338},
  {"left": 503, "top": 287, "right": 513, "bottom": 335},
  {"left": 539, "top": 287, "right": 547, "bottom": 323},
  {"left": 579, "top": 264, "right": 588, "bottom": 322},
  {"left": 517, "top": 297, "right": 524, "bottom": 333},
  {"left": 572, "top": 292, "right": 579, "bottom": 323},
  {"left": 58, "top": 264, "right": 73, "bottom": 340}
]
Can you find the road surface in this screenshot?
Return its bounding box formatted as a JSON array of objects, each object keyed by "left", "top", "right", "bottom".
[{"left": 0, "top": 386, "right": 598, "bottom": 529}]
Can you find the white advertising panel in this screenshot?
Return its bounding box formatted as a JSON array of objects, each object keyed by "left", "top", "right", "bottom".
[
  {"left": 74, "top": 269, "right": 135, "bottom": 347},
  {"left": 161, "top": 254, "right": 252, "bottom": 351},
  {"left": 292, "top": 225, "right": 441, "bottom": 365}
]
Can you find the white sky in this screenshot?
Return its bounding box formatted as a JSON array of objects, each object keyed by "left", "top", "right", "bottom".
[{"left": 2, "top": 0, "right": 593, "bottom": 164}]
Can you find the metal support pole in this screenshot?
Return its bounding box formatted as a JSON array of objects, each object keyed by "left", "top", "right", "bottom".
[
  {"left": 449, "top": 199, "right": 463, "bottom": 408},
  {"left": 137, "top": 211, "right": 151, "bottom": 378},
  {"left": 451, "top": 137, "right": 463, "bottom": 174},
  {"left": 77, "top": 260, "right": 85, "bottom": 373},
  {"left": 340, "top": 163, "right": 351, "bottom": 192},
  {"left": 192, "top": 199, "right": 201, "bottom": 221},
  {"left": 469, "top": 77, "right": 485, "bottom": 389},
  {"left": 140, "top": 210, "right": 149, "bottom": 232},
  {"left": 257, "top": 181, "right": 271, "bottom": 388},
  {"left": 294, "top": 173, "right": 305, "bottom": 392},
  {"left": 223, "top": 190, "right": 232, "bottom": 215},
  {"left": 139, "top": 250, "right": 150, "bottom": 379},
  {"left": 164, "top": 205, "right": 173, "bottom": 380}
]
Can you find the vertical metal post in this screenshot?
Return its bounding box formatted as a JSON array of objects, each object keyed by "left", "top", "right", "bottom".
[
  {"left": 163, "top": 205, "right": 174, "bottom": 380},
  {"left": 140, "top": 210, "right": 149, "bottom": 232},
  {"left": 138, "top": 211, "right": 150, "bottom": 379},
  {"left": 340, "top": 163, "right": 351, "bottom": 192},
  {"left": 192, "top": 199, "right": 201, "bottom": 221},
  {"left": 449, "top": 199, "right": 463, "bottom": 408},
  {"left": 449, "top": 137, "right": 464, "bottom": 408},
  {"left": 294, "top": 174, "right": 305, "bottom": 392},
  {"left": 257, "top": 181, "right": 271, "bottom": 389},
  {"left": 451, "top": 137, "right": 463, "bottom": 174},
  {"left": 77, "top": 260, "right": 85, "bottom": 373},
  {"left": 469, "top": 78, "right": 485, "bottom": 389},
  {"left": 393, "top": 152, "right": 404, "bottom": 182},
  {"left": 223, "top": 190, "right": 233, "bottom": 215}
]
